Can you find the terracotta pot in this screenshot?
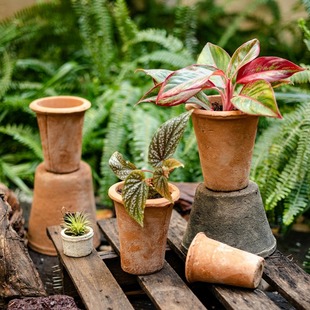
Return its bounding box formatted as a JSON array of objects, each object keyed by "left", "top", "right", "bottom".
[
  {"left": 30, "top": 96, "right": 90, "bottom": 174},
  {"left": 108, "top": 181, "right": 180, "bottom": 275},
  {"left": 185, "top": 232, "right": 265, "bottom": 289},
  {"left": 61, "top": 226, "right": 94, "bottom": 257},
  {"left": 28, "top": 161, "right": 100, "bottom": 256},
  {"left": 187, "top": 96, "right": 259, "bottom": 191}
]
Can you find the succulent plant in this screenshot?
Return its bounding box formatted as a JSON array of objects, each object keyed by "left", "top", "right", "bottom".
[{"left": 62, "top": 211, "right": 91, "bottom": 236}]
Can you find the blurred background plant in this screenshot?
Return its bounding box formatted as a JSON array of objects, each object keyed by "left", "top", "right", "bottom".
[{"left": 0, "top": 0, "right": 309, "bottom": 242}]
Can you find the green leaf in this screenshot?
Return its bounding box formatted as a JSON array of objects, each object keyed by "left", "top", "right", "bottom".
[
  {"left": 109, "top": 151, "right": 137, "bottom": 180},
  {"left": 137, "top": 69, "right": 173, "bottom": 84},
  {"left": 197, "top": 42, "right": 231, "bottom": 73},
  {"left": 162, "top": 158, "right": 184, "bottom": 171},
  {"left": 231, "top": 80, "right": 282, "bottom": 118},
  {"left": 152, "top": 168, "right": 172, "bottom": 202},
  {"left": 227, "top": 38, "right": 260, "bottom": 79},
  {"left": 148, "top": 111, "right": 192, "bottom": 167},
  {"left": 123, "top": 170, "right": 148, "bottom": 226}
]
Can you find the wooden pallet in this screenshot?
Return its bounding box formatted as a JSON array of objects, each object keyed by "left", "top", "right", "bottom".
[{"left": 47, "top": 210, "right": 310, "bottom": 310}]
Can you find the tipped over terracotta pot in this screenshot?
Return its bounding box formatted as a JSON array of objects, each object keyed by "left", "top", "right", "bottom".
[{"left": 185, "top": 232, "right": 265, "bottom": 289}]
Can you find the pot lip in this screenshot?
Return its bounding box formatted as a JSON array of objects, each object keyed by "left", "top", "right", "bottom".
[
  {"left": 108, "top": 181, "right": 180, "bottom": 207},
  {"left": 30, "top": 96, "right": 91, "bottom": 114},
  {"left": 185, "top": 95, "right": 258, "bottom": 119},
  {"left": 61, "top": 226, "right": 94, "bottom": 241}
]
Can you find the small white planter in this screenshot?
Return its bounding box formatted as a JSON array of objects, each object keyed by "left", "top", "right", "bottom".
[{"left": 61, "top": 226, "right": 94, "bottom": 257}]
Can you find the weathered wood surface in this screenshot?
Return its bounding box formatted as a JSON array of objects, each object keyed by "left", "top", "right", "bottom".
[
  {"left": 98, "top": 219, "right": 207, "bottom": 310},
  {"left": 0, "top": 194, "right": 46, "bottom": 298},
  {"left": 168, "top": 210, "right": 281, "bottom": 310},
  {"left": 263, "top": 250, "right": 310, "bottom": 310},
  {"left": 47, "top": 226, "right": 134, "bottom": 310}
]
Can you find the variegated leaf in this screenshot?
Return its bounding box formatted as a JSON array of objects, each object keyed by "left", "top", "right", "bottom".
[
  {"left": 123, "top": 170, "right": 148, "bottom": 226},
  {"left": 197, "top": 42, "right": 231, "bottom": 73},
  {"left": 236, "top": 57, "right": 305, "bottom": 84},
  {"left": 231, "top": 80, "right": 282, "bottom": 118},
  {"left": 137, "top": 69, "right": 173, "bottom": 84},
  {"left": 152, "top": 168, "right": 172, "bottom": 202},
  {"left": 227, "top": 38, "right": 260, "bottom": 79},
  {"left": 148, "top": 111, "right": 192, "bottom": 167},
  {"left": 109, "top": 151, "right": 137, "bottom": 180},
  {"left": 156, "top": 65, "right": 223, "bottom": 106}
]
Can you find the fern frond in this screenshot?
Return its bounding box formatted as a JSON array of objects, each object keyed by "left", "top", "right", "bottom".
[
  {"left": 128, "top": 28, "right": 184, "bottom": 53},
  {"left": 0, "top": 51, "right": 14, "bottom": 97},
  {"left": 290, "top": 65, "right": 310, "bottom": 84},
  {"left": 137, "top": 50, "right": 194, "bottom": 68},
  {"left": 0, "top": 125, "right": 43, "bottom": 159}
]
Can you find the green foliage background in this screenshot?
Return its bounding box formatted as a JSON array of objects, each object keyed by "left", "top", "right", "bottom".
[{"left": 0, "top": 0, "right": 309, "bottom": 234}]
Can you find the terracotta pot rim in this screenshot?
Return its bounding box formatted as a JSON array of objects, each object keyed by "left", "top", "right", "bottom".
[
  {"left": 61, "top": 226, "right": 94, "bottom": 242},
  {"left": 30, "top": 96, "right": 91, "bottom": 114},
  {"left": 185, "top": 95, "right": 259, "bottom": 119},
  {"left": 108, "top": 181, "right": 180, "bottom": 207}
]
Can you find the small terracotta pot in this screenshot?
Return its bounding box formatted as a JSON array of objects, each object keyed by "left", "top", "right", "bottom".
[
  {"left": 30, "top": 96, "right": 91, "bottom": 174},
  {"left": 108, "top": 181, "right": 180, "bottom": 275},
  {"left": 61, "top": 226, "right": 94, "bottom": 257},
  {"left": 187, "top": 96, "right": 259, "bottom": 191},
  {"left": 185, "top": 232, "right": 265, "bottom": 289}
]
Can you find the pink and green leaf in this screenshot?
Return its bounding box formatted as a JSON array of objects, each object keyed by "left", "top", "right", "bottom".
[
  {"left": 236, "top": 57, "right": 305, "bottom": 84},
  {"left": 123, "top": 170, "right": 148, "bottom": 226},
  {"left": 197, "top": 42, "right": 231, "bottom": 72},
  {"left": 228, "top": 38, "right": 260, "bottom": 79},
  {"left": 157, "top": 65, "right": 223, "bottom": 106},
  {"left": 231, "top": 80, "right": 282, "bottom": 118},
  {"left": 136, "top": 69, "right": 173, "bottom": 84}
]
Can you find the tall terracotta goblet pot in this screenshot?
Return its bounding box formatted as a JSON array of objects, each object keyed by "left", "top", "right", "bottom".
[
  {"left": 30, "top": 96, "right": 91, "bottom": 174},
  {"left": 187, "top": 96, "right": 259, "bottom": 192},
  {"left": 108, "top": 181, "right": 180, "bottom": 275},
  {"left": 185, "top": 232, "right": 265, "bottom": 289}
]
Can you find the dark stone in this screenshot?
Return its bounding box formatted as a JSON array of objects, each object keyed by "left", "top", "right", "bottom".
[
  {"left": 181, "top": 181, "right": 277, "bottom": 257},
  {"left": 7, "top": 295, "right": 80, "bottom": 310}
]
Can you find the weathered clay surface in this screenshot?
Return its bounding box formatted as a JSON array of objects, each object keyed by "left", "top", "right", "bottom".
[
  {"left": 30, "top": 96, "right": 90, "bottom": 174},
  {"left": 185, "top": 232, "right": 265, "bottom": 289},
  {"left": 109, "top": 182, "right": 180, "bottom": 275},
  {"left": 182, "top": 181, "right": 277, "bottom": 257},
  {"left": 27, "top": 161, "right": 100, "bottom": 255},
  {"left": 188, "top": 96, "right": 259, "bottom": 191}
]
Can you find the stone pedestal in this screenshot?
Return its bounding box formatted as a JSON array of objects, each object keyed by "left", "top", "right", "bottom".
[{"left": 182, "top": 181, "right": 276, "bottom": 257}]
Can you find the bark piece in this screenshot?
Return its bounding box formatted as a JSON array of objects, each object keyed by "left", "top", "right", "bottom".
[{"left": 0, "top": 193, "right": 46, "bottom": 298}]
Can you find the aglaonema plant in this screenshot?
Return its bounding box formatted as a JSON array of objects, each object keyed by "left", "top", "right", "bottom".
[
  {"left": 138, "top": 38, "right": 305, "bottom": 118},
  {"left": 109, "top": 111, "right": 191, "bottom": 226}
]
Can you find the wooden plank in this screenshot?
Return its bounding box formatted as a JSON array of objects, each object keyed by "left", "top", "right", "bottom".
[
  {"left": 47, "top": 226, "right": 134, "bottom": 310},
  {"left": 263, "top": 250, "right": 310, "bottom": 310},
  {"left": 167, "top": 210, "right": 281, "bottom": 310},
  {"left": 98, "top": 218, "right": 207, "bottom": 310}
]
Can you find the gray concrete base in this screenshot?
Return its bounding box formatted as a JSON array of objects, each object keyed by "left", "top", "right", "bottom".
[{"left": 181, "top": 181, "right": 276, "bottom": 257}]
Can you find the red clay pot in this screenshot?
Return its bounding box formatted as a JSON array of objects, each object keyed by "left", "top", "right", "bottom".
[
  {"left": 185, "top": 232, "right": 265, "bottom": 289},
  {"left": 108, "top": 181, "right": 180, "bottom": 275},
  {"left": 30, "top": 96, "right": 90, "bottom": 174},
  {"left": 187, "top": 96, "right": 259, "bottom": 191}
]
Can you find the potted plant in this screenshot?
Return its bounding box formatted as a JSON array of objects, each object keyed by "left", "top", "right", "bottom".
[
  {"left": 60, "top": 211, "right": 94, "bottom": 258},
  {"left": 108, "top": 111, "right": 191, "bottom": 275},
  {"left": 137, "top": 38, "right": 304, "bottom": 191}
]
